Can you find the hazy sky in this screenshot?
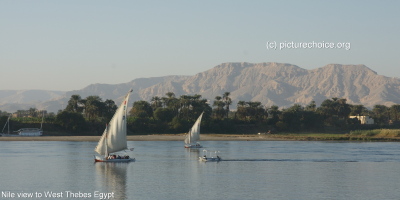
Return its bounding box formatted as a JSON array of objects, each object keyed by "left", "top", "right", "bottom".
[{"left": 1, "top": 1, "right": 399, "bottom": 91}]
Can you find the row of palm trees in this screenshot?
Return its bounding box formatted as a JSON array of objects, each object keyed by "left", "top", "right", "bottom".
[
  {"left": 64, "top": 95, "right": 117, "bottom": 122},
  {"left": 212, "top": 92, "right": 232, "bottom": 119},
  {"left": 58, "top": 92, "right": 400, "bottom": 133},
  {"left": 68, "top": 90, "right": 400, "bottom": 126},
  {"left": 132, "top": 92, "right": 213, "bottom": 122}
]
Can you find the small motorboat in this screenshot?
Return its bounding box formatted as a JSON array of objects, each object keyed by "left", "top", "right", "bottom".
[{"left": 199, "top": 149, "right": 221, "bottom": 162}]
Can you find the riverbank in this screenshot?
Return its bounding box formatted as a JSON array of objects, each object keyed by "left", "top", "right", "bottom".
[
  {"left": 1, "top": 133, "right": 400, "bottom": 141},
  {"left": 0, "top": 134, "right": 280, "bottom": 141}
]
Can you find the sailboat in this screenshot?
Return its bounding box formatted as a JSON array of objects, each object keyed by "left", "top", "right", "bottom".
[
  {"left": 94, "top": 89, "right": 135, "bottom": 162},
  {"left": 184, "top": 112, "right": 203, "bottom": 148},
  {"left": 15, "top": 112, "right": 44, "bottom": 136},
  {"left": 1, "top": 114, "right": 11, "bottom": 136},
  {"left": 2, "top": 113, "right": 44, "bottom": 136}
]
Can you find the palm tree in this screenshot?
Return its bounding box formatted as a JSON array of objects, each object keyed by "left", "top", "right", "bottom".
[
  {"left": 267, "top": 105, "right": 280, "bottom": 124},
  {"left": 372, "top": 104, "right": 389, "bottom": 125},
  {"left": 164, "top": 92, "right": 176, "bottom": 108},
  {"left": 318, "top": 97, "right": 350, "bottom": 119},
  {"left": 166, "top": 92, "right": 175, "bottom": 99},
  {"left": 161, "top": 97, "right": 168, "bottom": 108},
  {"left": 84, "top": 96, "right": 103, "bottom": 121},
  {"left": 130, "top": 100, "right": 153, "bottom": 118},
  {"left": 28, "top": 108, "right": 37, "bottom": 117},
  {"left": 213, "top": 96, "right": 225, "bottom": 119},
  {"left": 222, "top": 92, "right": 232, "bottom": 118},
  {"left": 65, "top": 95, "right": 83, "bottom": 113},
  {"left": 337, "top": 98, "right": 351, "bottom": 119},
  {"left": 350, "top": 105, "right": 368, "bottom": 116},
  {"left": 390, "top": 104, "right": 400, "bottom": 122},
  {"left": 247, "top": 101, "right": 264, "bottom": 121},
  {"left": 164, "top": 92, "right": 179, "bottom": 116},
  {"left": 151, "top": 96, "right": 162, "bottom": 110},
  {"left": 104, "top": 99, "right": 117, "bottom": 120},
  {"left": 179, "top": 95, "right": 190, "bottom": 119},
  {"left": 237, "top": 101, "right": 247, "bottom": 120},
  {"left": 189, "top": 94, "right": 202, "bottom": 118},
  {"left": 305, "top": 101, "right": 316, "bottom": 112}
]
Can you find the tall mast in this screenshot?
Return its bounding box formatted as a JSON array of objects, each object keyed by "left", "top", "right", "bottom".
[
  {"left": 40, "top": 111, "right": 44, "bottom": 130},
  {"left": 105, "top": 124, "right": 108, "bottom": 157},
  {"left": 2, "top": 114, "right": 11, "bottom": 134}
]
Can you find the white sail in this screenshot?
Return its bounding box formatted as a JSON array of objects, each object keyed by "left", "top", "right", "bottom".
[
  {"left": 185, "top": 112, "right": 203, "bottom": 144},
  {"left": 95, "top": 90, "right": 132, "bottom": 156},
  {"left": 1, "top": 115, "right": 11, "bottom": 134}
]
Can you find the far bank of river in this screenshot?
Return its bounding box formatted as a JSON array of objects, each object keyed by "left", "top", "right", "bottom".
[{"left": 1, "top": 130, "right": 400, "bottom": 141}]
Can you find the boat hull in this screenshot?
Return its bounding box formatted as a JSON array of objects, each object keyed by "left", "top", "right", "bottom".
[
  {"left": 184, "top": 144, "right": 202, "bottom": 148},
  {"left": 1, "top": 134, "right": 41, "bottom": 137},
  {"left": 15, "top": 128, "right": 43, "bottom": 136},
  {"left": 94, "top": 156, "right": 135, "bottom": 163},
  {"left": 199, "top": 157, "right": 221, "bottom": 162}
]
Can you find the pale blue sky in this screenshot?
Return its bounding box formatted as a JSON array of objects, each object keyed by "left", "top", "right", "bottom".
[{"left": 1, "top": 1, "right": 399, "bottom": 91}]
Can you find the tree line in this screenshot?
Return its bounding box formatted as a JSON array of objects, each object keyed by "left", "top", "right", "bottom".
[{"left": 2, "top": 92, "right": 400, "bottom": 135}]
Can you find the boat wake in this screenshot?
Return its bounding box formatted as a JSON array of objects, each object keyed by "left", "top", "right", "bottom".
[{"left": 221, "top": 159, "right": 358, "bottom": 162}]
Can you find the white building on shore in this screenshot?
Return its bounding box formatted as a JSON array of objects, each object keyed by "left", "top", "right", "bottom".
[{"left": 349, "top": 116, "right": 374, "bottom": 125}]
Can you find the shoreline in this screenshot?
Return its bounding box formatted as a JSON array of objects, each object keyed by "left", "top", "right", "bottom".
[
  {"left": 1, "top": 133, "right": 399, "bottom": 141},
  {"left": 0, "top": 134, "right": 285, "bottom": 141}
]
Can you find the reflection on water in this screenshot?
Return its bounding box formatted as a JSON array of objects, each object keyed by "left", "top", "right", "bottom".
[
  {"left": 95, "top": 163, "right": 128, "bottom": 200},
  {"left": 185, "top": 148, "right": 200, "bottom": 159},
  {"left": 1, "top": 141, "right": 400, "bottom": 200}
]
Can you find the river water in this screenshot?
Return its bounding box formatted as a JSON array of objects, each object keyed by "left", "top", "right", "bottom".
[{"left": 0, "top": 140, "right": 399, "bottom": 200}]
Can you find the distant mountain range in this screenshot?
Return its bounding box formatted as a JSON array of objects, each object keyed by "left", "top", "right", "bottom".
[{"left": 1, "top": 62, "right": 400, "bottom": 113}]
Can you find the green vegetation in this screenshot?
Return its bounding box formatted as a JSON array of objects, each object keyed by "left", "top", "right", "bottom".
[
  {"left": 257, "top": 130, "right": 400, "bottom": 141},
  {"left": 350, "top": 129, "right": 400, "bottom": 137},
  {"left": 2, "top": 92, "right": 400, "bottom": 140}
]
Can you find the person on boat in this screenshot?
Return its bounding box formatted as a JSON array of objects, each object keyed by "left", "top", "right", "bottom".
[
  {"left": 203, "top": 155, "right": 207, "bottom": 160},
  {"left": 117, "top": 155, "right": 121, "bottom": 159}
]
